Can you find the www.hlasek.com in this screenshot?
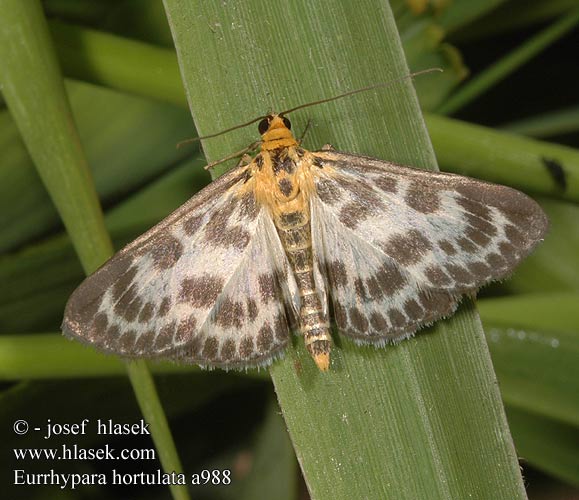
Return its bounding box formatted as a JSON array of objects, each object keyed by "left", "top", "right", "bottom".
[{"left": 12, "top": 418, "right": 231, "bottom": 489}]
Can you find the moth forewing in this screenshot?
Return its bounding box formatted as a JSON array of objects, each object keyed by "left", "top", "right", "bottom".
[
  {"left": 62, "top": 113, "right": 548, "bottom": 372},
  {"left": 309, "top": 149, "right": 548, "bottom": 344}
]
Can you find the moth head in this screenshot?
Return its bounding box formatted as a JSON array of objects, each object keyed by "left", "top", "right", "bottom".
[
  {"left": 258, "top": 114, "right": 292, "bottom": 136},
  {"left": 258, "top": 114, "right": 297, "bottom": 151}
]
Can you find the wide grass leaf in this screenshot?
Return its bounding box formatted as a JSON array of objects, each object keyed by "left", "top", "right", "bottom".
[{"left": 163, "top": 0, "right": 526, "bottom": 498}]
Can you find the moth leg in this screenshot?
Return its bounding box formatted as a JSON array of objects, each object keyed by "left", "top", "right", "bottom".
[
  {"left": 298, "top": 119, "right": 313, "bottom": 145},
  {"left": 320, "top": 143, "right": 336, "bottom": 151},
  {"left": 205, "top": 140, "right": 261, "bottom": 170},
  {"left": 235, "top": 153, "right": 254, "bottom": 169}
]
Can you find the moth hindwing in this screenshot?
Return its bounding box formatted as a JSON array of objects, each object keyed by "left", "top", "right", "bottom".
[{"left": 62, "top": 113, "right": 548, "bottom": 372}]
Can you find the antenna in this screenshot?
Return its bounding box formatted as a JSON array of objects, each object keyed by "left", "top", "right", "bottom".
[{"left": 178, "top": 68, "right": 442, "bottom": 147}]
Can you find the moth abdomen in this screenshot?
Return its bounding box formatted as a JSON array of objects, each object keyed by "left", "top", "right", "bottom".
[{"left": 275, "top": 210, "right": 331, "bottom": 371}]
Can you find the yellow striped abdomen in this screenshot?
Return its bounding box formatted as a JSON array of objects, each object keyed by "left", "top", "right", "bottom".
[{"left": 274, "top": 208, "right": 331, "bottom": 371}]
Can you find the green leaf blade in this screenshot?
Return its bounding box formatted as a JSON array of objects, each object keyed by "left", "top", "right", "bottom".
[{"left": 163, "top": 0, "right": 526, "bottom": 498}]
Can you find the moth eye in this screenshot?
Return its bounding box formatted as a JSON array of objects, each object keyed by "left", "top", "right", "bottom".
[
  {"left": 282, "top": 116, "right": 292, "bottom": 130},
  {"left": 258, "top": 118, "right": 270, "bottom": 135}
]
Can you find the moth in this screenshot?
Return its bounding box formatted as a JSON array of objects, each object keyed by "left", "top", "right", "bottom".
[{"left": 62, "top": 112, "right": 548, "bottom": 372}]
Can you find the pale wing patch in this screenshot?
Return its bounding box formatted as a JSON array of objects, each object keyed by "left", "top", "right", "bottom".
[
  {"left": 311, "top": 150, "right": 548, "bottom": 343},
  {"left": 173, "top": 213, "right": 299, "bottom": 368},
  {"left": 63, "top": 165, "right": 298, "bottom": 369}
]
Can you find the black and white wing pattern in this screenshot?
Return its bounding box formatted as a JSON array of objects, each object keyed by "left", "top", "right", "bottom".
[
  {"left": 63, "top": 166, "right": 299, "bottom": 369},
  {"left": 310, "top": 150, "right": 548, "bottom": 344}
]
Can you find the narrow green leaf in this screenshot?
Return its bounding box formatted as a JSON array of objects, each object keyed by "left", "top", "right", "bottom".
[
  {"left": 500, "top": 105, "right": 579, "bottom": 138},
  {"left": 437, "top": 8, "right": 579, "bottom": 115},
  {"left": 0, "top": 80, "right": 195, "bottom": 252},
  {"left": 452, "top": 0, "right": 579, "bottom": 41},
  {"left": 507, "top": 406, "right": 579, "bottom": 488},
  {"left": 0, "top": 0, "right": 112, "bottom": 274},
  {"left": 163, "top": 0, "right": 526, "bottom": 498},
  {"left": 437, "top": 0, "right": 508, "bottom": 33},
  {"left": 48, "top": 19, "right": 186, "bottom": 106},
  {"left": 479, "top": 293, "right": 579, "bottom": 426},
  {"left": 426, "top": 113, "right": 579, "bottom": 202},
  {"left": 0, "top": 3, "right": 188, "bottom": 499},
  {"left": 125, "top": 361, "right": 190, "bottom": 500},
  {"left": 239, "top": 400, "right": 298, "bottom": 500}
]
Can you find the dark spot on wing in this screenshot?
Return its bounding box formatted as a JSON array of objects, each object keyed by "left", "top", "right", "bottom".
[
  {"left": 176, "top": 316, "right": 196, "bottom": 342},
  {"left": 417, "top": 289, "right": 455, "bottom": 320},
  {"left": 216, "top": 297, "right": 244, "bottom": 329},
  {"left": 180, "top": 274, "right": 224, "bottom": 308},
  {"left": 316, "top": 178, "right": 342, "bottom": 205},
  {"left": 406, "top": 181, "right": 440, "bottom": 213},
  {"left": 238, "top": 192, "right": 259, "bottom": 221},
  {"left": 333, "top": 302, "right": 348, "bottom": 329},
  {"left": 112, "top": 266, "right": 138, "bottom": 301},
  {"left": 374, "top": 176, "right": 398, "bottom": 193},
  {"left": 138, "top": 302, "right": 155, "bottom": 323},
  {"left": 327, "top": 260, "right": 348, "bottom": 288},
  {"left": 155, "top": 321, "right": 176, "bottom": 350},
  {"left": 445, "top": 264, "right": 472, "bottom": 285},
  {"left": 183, "top": 214, "right": 204, "bottom": 236},
  {"left": 499, "top": 241, "right": 518, "bottom": 265},
  {"left": 273, "top": 313, "right": 289, "bottom": 342},
  {"left": 370, "top": 312, "right": 387, "bottom": 331},
  {"left": 221, "top": 338, "right": 236, "bottom": 361},
  {"left": 366, "top": 276, "right": 383, "bottom": 299},
  {"left": 354, "top": 278, "right": 368, "bottom": 301},
  {"left": 425, "top": 266, "right": 452, "bottom": 286},
  {"left": 381, "top": 230, "right": 432, "bottom": 265},
  {"left": 114, "top": 284, "right": 140, "bottom": 321},
  {"left": 150, "top": 234, "right": 183, "bottom": 270},
  {"left": 134, "top": 329, "right": 154, "bottom": 352},
  {"left": 456, "top": 195, "right": 491, "bottom": 220},
  {"left": 457, "top": 237, "right": 477, "bottom": 253},
  {"left": 339, "top": 199, "right": 370, "bottom": 229},
  {"left": 375, "top": 262, "right": 406, "bottom": 296},
  {"left": 202, "top": 336, "right": 219, "bottom": 360},
  {"left": 404, "top": 299, "right": 423, "bottom": 320},
  {"left": 469, "top": 261, "right": 492, "bottom": 280},
  {"left": 349, "top": 306, "right": 368, "bottom": 332},
  {"left": 389, "top": 309, "right": 406, "bottom": 329},
  {"left": 258, "top": 273, "right": 277, "bottom": 303},
  {"left": 246, "top": 298, "right": 258, "bottom": 322},
  {"left": 158, "top": 297, "right": 171, "bottom": 317},
  {"left": 438, "top": 239, "right": 456, "bottom": 256},
  {"left": 239, "top": 335, "right": 255, "bottom": 358},
  {"left": 94, "top": 313, "right": 108, "bottom": 333},
  {"left": 486, "top": 252, "right": 508, "bottom": 270},
  {"left": 257, "top": 324, "right": 274, "bottom": 353},
  {"left": 204, "top": 204, "right": 251, "bottom": 249}
]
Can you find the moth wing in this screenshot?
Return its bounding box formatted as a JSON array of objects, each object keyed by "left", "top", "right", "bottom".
[
  {"left": 63, "top": 165, "right": 299, "bottom": 369},
  {"left": 310, "top": 149, "right": 548, "bottom": 343}
]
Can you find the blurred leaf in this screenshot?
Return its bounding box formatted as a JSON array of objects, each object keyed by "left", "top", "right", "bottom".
[
  {"left": 0, "top": 80, "right": 195, "bottom": 252},
  {"left": 437, "top": 8, "right": 579, "bottom": 115},
  {"left": 507, "top": 406, "right": 579, "bottom": 488},
  {"left": 480, "top": 293, "right": 579, "bottom": 426},
  {"left": 426, "top": 113, "right": 579, "bottom": 202}
]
